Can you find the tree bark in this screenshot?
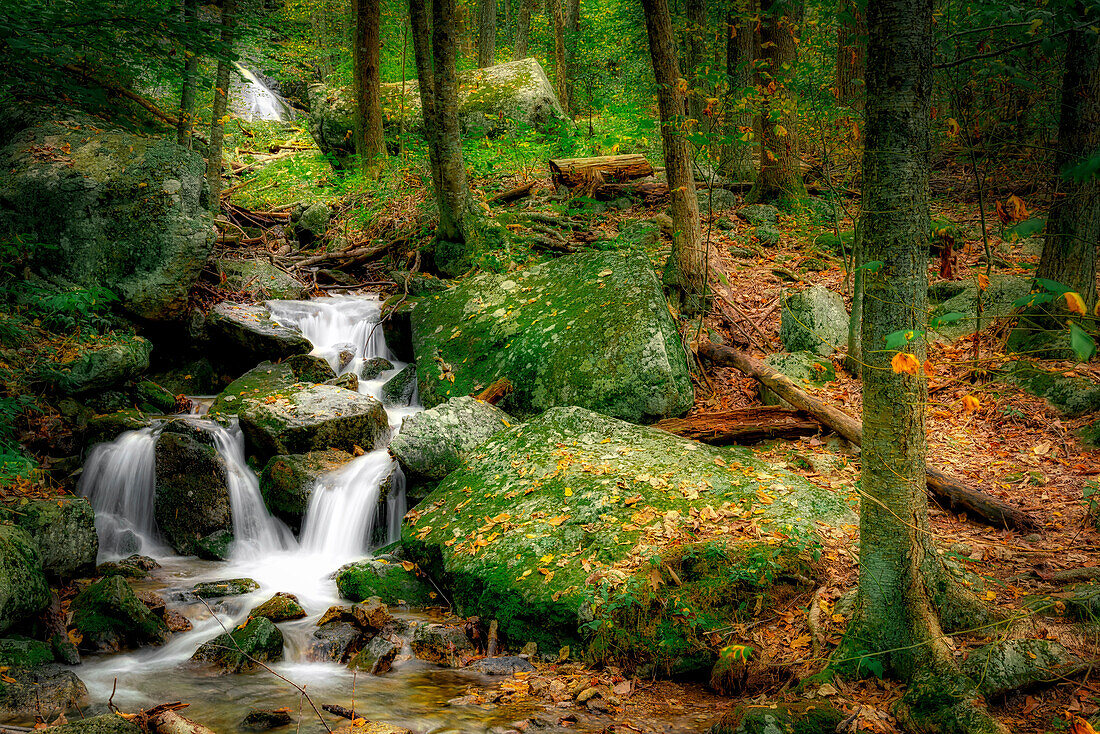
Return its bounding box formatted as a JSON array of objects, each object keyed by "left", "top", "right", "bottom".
[
  {"left": 641, "top": 0, "right": 707, "bottom": 315},
  {"left": 176, "top": 0, "right": 200, "bottom": 148},
  {"left": 745, "top": 0, "right": 807, "bottom": 206},
  {"left": 353, "top": 0, "right": 386, "bottom": 178},
  {"left": 206, "top": 0, "right": 236, "bottom": 206},
  {"left": 835, "top": 0, "right": 865, "bottom": 109},
  {"left": 513, "top": 0, "right": 534, "bottom": 59},
  {"left": 683, "top": 0, "right": 708, "bottom": 124},
  {"left": 564, "top": 0, "right": 581, "bottom": 113},
  {"left": 548, "top": 0, "right": 569, "bottom": 115},
  {"left": 719, "top": 0, "right": 756, "bottom": 180},
  {"left": 478, "top": 0, "right": 497, "bottom": 67},
  {"left": 548, "top": 154, "right": 654, "bottom": 188}
]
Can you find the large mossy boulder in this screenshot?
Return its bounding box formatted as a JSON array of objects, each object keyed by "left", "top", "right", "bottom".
[
  {"left": 336, "top": 559, "right": 436, "bottom": 606},
  {"left": 208, "top": 355, "right": 336, "bottom": 415},
  {"left": 48, "top": 335, "right": 153, "bottom": 395},
  {"left": 206, "top": 302, "right": 313, "bottom": 364},
  {"left": 402, "top": 407, "right": 855, "bottom": 651},
  {"left": 216, "top": 259, "right": 308, "bottom": 300},
  {"left": 85, "top": 409, "right": 154, "bottom": 448},
  {"left": 11, "top": 497, "right": 98, "bottom": 579},
  {"left": 960, "top": 639, "right": 1077, "bottom": 698},
  {"left": 192, "top": 616, "right": 284, "bottom": 673},
  {"left": 70, "top": 575, "right": 170, "bottom": 651},
  {"left": 0, "top": 640, "right": 88, "bottom": 723},
  {"left": 779, "top": 286, "right": 849, "bottom": 357},
  {"left": 308, "top": 58, "right": 569, "bottom": 167},
  {"left": 759, "top": 352, "right": 836, "bottom": 407},
  {"left": 0, "top": 526, "right": 50, "bottom": 634},
  {"left": 1006, "top": 362, "right": 1100, "bottom": 417},
  {"left": 259, "top": 449, "right": 354, "bottom": 529},
  {"left": 411, "top": 252, "right": 692, "bottom": 423},
  {"left": 154, "top": 430, "right": 234, "bottom": 558},
  {"left": 929, "top": 275, "right": 1031, "bottom": 342},
  {"left": 388, "top": 396, "right": 510, "bottom": 481},
  {"left": 248, "top": 593, "right": 307, "bottom": 623},
  {"left": 0, "top": 118, "right": 215, "bottom": 322}
]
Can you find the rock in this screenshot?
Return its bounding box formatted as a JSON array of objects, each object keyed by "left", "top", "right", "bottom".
[
  {"left": 700, "top": 188, "right": 738, "bottom": 211},
  {"left": 49, "top": 335, "right": 153, "bottom": 395},
  {"left": 0, "top": 118, "right": 215, "bottom": 322},
  {"left": 208, "top": 356, "right": 337, "bottom": 415},
  {"left": 295, "top": 202, "right": 332, "bottom": 244},
  {"left": 412, "top": 252, "right": 692, "bottom": 423},
  {"left": 242, "top": 709, "right": 294, "bottom": 730},
  {"left": 759, "top": 352, "right": 836, "bottom": 407},
  {"left": 929, "top": 275, "right": 1030, "bottom": 342},
  {"left": 97, "top": 554, "right": 159, "bottom": 580},
  {"left": 410, "top": 623, "right": 476, "bottom": 666},
  {"left": 617, "top": 220, "right": 661, "bottom": 248},
  {"left": 46, "top": 715, "right": 143, "bottom": 734},
  {"left": 361, "top": 357, "right": 395, "bottom": 381},
  {"left": 961, "top": 639, "right": 1077, "bottom": 697},
  {"left": 207, "top": 302, "right": 313, "bottom": 364},
  {"left": 736, "top": 204, "right": 780, "bottom": 227},
  {"left": 71, "top": 575, "right": 170, "bottom": 651},
  {"left": 239, "top": 384, "right": 390, "bottom": 461},
  {"left": 306, "top": 620, "right": 362, "bottom": 663},
  {"left": 381, "top": 295, "right": 416, "bottom": 363},
  {"left": 326, "top": 372, "right": 359, "bottom": 391},
  {"left": 154, "top": 430, "right": 234, "bottom": 557},
  {"left": 403, "top": 407, "right": 855, "bottom": 652},
  {"left": 388, "top": 271, "right": 450, "bottom": 296},
  {"left": 0, "top": 641, "right": 89, "bottom": 723},
  {"left": 217, "top": 259, "right": 308, "bottom": 300},
  {"left": 85, "top": 409, "right": 153, "bottom": 448},
  {"left": 0, "top": 526, "right": 50, "bottom": 634},
  {"left": 754, "top": 224, "right": 780, "bottom": 247},
  {"left": 389, "top": 396, "right": 510, "bottom": 481},
  {"left": 136, "top": 380, "right": 178, "bottom": 413},
  {"left": 336, "top": 559, "right": 436, "bottom": 606},
  {"left": 381, "top": 364, "right": 418, "bottom": 407},
  {"left": 709, "top": 702, "right": 843, "bottom": 734},
  {"left": 348, "top": 636, "right": 399, "bottom": 674},
  {"left": 316, "top": 599, "right": 391, "bottom": 634},
  {"left": 192, "top": 578, "right": 260, "bottom": 598},
  {"left": 259, "top": 449, "right": 354, "bottom": 529},
  {"left": 192, "top": 616, "right": 284, "bottom": 673},
  {"left": 11, "top": 497, "right": 97, "bottom": 579},
  {"left": 331, "top": 723, "right": 412, "bottom": 734},
  {"left": 149, "top": 358, "right": 227, "bottom": 396},
  {"left": 779, "top": 285, "right": 849, "bottom": 357},
  {"left": 308, "top": 58, "right": 569, "bottom": 167},
  {"left": 464, "top": 656, "right": 536, "bottom": 675},
  {"left": 1005, "top": 362, "right": 1100, "bottom": 417},
  {"left": 1080, "top": 418, "right": 1100, "bottom": 448}
]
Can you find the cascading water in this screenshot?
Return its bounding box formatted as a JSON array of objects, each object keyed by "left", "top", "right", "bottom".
[
  {"left": 231, "top": 63, "right": 293, "bottom": 122},
  {"left": 78, "top": 426, "right": 162, "bottom": 558}
]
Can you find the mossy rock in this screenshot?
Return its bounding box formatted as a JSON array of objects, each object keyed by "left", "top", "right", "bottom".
[
  {"left": 759, "top": 352, "right": 836, "bottom": 408},
  {"left": 929, "top": 275, "right": 1031, "bottom": 342},
  {"left": 402, "top": 407, "right": 855, "bottom": 652},
  {"left": 961, "top": 639, "right": 1077, "bottom": 698},
  {"left": 1079, "top": 419, "right": 1100, "bottom": 448},
  {"left": 336, "top": 560, "right": 436, "bottom": 606},
  {"left": 411, "top": 252, "right": 693, "bottom": 423},
  {"left": 48, "top": 335, "right": 153, "bottom": 395},
  {"left": 736, "top": 204, "right": 780, "bottom": 228},
  {"left": 217, "top": 259, "right": 308, "bottom": 300},
  {"left": 388, "top": 396, "right": 511, "bottom": 481},
  {"left": 0, "top": 525, "right": 50, "bottom": 634},
  {"left": 192, "top": 577, "right": 260, "bottom": 598},
  {"left": 154, "top": 430, "right": 234, "bottom": 557},
  {"left": 0, "top": 662, "right": 89, "bottom": 723},
  {"left": 381, "top": 364, "right": 418, "bottom": 407},
  {"left": 46, "top": 715, "right": 142, "bottom": 734},
  {"left": 248, "top": 593, "right": 307, "bottom": 622},
  {"left": 381, "top": 295, "right": 416, "bottom": 363},
  {"left": 11, "top": 497, "right": 98, "bottom": 579},
  {"left": 259, "top": 449, "right": 354, "bottom": 529},
  {"left": 410, "top": 623, "right": 476, "bottom": 666},
  {"left": 388, "top": 271, "right": 451, "bottom": 296},
  {"left": 148, "top": 358, "right": 227, "bottom": 396},
  {"left": 361, "top": 357, "right": 395, "bottom": 381},
  {"left": 754, "top": 225, "right": 780, "bottom": 247},
  {"left": 85, "top": 409, "right": 153, "bottom": 448},
  {"left": 208, "top": 356, "right": 336, "bottom": 415},
  {"left": 709, "top": 702, "right": 843, "bottom": 734},
  {"left": 347, "top": 636, "right": 398, "bottom": 674},
  {"left": 206, "top": 302, "right": 313, "bottom": 365},
  {"left": 1005, "top": 362, "right": 1100, "bottom": 417},
  {"left": 0, "top": 636, "right": 54, "bottom": 669},
  {"left": 70, "top": 575, "right": 169, "bottom": 651},
  {"left": 192, "top": 616, "right": 284, "bottom": 673},
  {"left": 779, "top": 286, "right": 849, "bottom": 357}
]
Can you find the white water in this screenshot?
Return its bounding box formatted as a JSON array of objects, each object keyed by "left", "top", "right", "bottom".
[
  {"left": 78, "top": 427, "right": 163, "bottom": 558},
  {"left": 231, "top": 63, "right": 293, "bottom": 122}
]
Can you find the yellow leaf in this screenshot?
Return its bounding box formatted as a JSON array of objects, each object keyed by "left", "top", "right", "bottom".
[
  {"left": 946, "top": 118, "right": 960, "bottom": 137},
  {"left": 961, "top": 395, "right": 980, "bottom": 414},
  {"left": 891, "top": 352, "right": 921, "bottom": 375},
  {"left": 547, "top": 515, "right": 568, "bottom": 526},
  {"left": 540, "top": 554, "right": 555, "bottom": 564},
  {"left": 977, "top": 273, "right": 989, "bottom": 290},
  {"left": 1064, "top": 291, "right": 1087, "bottom": 316},
  {"left": 563, "top": 488, "right": 573, "bottom": 497},
  {"left": 774, "top": 124, "right": 787, "bottom": 137}
]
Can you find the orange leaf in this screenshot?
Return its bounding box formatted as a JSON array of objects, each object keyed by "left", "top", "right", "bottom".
[
  {"left": 946, "top": 118, "right": 960, "bottom": 137},
  {"left": 922, "top": 359, "right": 935, "bottom": 377},
  {"left": 961, "top": 395, "right": 980, "bottom": 414},
  {"left": 891, "top": 352, "right": 921, "bottom": 375},
  {"left": 977, "top": 273, "right": 989, "bottom": 290},
  {"left": 1006, "top": 193, "right": 1029, "bottom": 222},
  {"left": 1064, "top": 291, "right": 1087, "bottom": 316},
  {"left": 1072, "top": 717, "right": 1098, "bottom": 734}
]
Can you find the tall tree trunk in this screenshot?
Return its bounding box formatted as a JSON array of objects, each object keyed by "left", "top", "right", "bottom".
[
  {"left": 478, "top": 0, "right": 497, "bottom": 67},
  {"left": 835, "top": 0, "right": 865, "bottom": 109},
  {"left": 683, "top": 0, "right": 707, "bottom": 124},
  {"left": 549, "top": 0, "right": 569, "bottom": 115},
  {"left": 719, "top": 0, "right": 755, "bottom": 180},
  {"left": 176, "top": 0, "right": 200, "bottom": 148},
  {"left": 353, "top": 0, "right": 386, "bottom": 178},
  {"left": 641, "top": 0, "right": 706, "bottom": 315},
  {"left": 839, "top": 0, "right": 1005, "bottom": 730},
  {"left": 206, "top": 0, "right": 235, "bottom": 207},
  {"left": 745, "top": 0, "right": 806, "bottom": 206},
  {"left": 565, "top": 0, "right": 580, "bottom": 115},
  {"left": 513, "top": 0, "right": 533, "bottom": 59}
]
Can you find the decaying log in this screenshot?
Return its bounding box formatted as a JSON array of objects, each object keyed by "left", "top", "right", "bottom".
[
  {"left": 655, "top": 407, "right": 822, "bottom": 444},
  {"left": 476, "top": 378, "right": 514, "bottom": 405},
  {"left": 488, "top": 179, "right": 543, "bottom": 205},
  {"left": 696, "top": 342, "right": 1040, "bottom": 532},
  {"left": 321, "top": 704, "right": 355, "bottom": 721},
  {"left": 549, "top": 154, "right": 654, "bottom": 189},
  {"left": 150, "top": 710, "right": 215, "bottom": 734},
  {"left": 294, "top": 240, "right": 391, "bottom": 268}
]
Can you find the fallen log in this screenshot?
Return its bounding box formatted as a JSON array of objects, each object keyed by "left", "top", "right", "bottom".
[
  {"left": 549, "top": 154, "right": 654, "bottom": 189},
  {"left": 321, "top": 704, "right": 355, "bottom": 721},
  {"left": 295, "top": 239, "right": 390, "bottom": 268},
  {"left": 696, "top": 342, "right": 1040, "bottom": 532},
  {"left": 150, "top": 710, "right": 215, "bottom": 734},
  {"left": 655, "top": 407, "right": 823, "bottom": 444},
  {"left": 488, "top": 179, "right": 543, "bottom": 205}
]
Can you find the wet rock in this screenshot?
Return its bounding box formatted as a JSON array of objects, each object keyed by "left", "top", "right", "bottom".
[
  {"left": 192, "top": 616, "right": 284, "bottom": 673},
  {"left": 47, "top": 714, "right": 144, "bottom": 734},
  {"left": 194, "top": 528, "right": 234, "bottom": 561},
  {"left": 388, "top": 271, "right": 450, "bottom": 296},
  {"left": 348, "top": 636, "right": 399, "bottom": 674},
  {"left": 208, "top": 356, "right": 336, "bottom": 416},
  {"left": 259, "top": 449, "right": 355, "bottom": 529},
  {"left": 154, "top": 430, "right": 234, "bottom": 557},
  {"left": 961, "top": 639, "right": 1078, "bottom": 697},
  {"left": 331, "top": 722, "right": 412, "bottom": 734},
  {"left": 336, "top": 559, "right": 435, "bottom": 606},
  {"left": 0, "top": 525, "right": 50, "bottom": 634},
  {"left": 207, "top": 302, "right": 313, "bottom": 364},
  {"left": 163, "top": 608, "right": 193, "bottom": 633},
  {"left": 759, "top": 352, "right": 836, "bottom": 407},
  {"left": 11, "top": 496, "right": 98, "bottom": 579},
  {"left": 1005, "top": 362, "right": 1100, "bottom": 418},
  {"left": 325, "top": 372, "right": 359, "bottom": 391},
  {"left": 381, "top": 364, "right": 417, "bottom": 407},
  {"left": 779, "top": 285, "right": 849, "bottom": 357},
  {"left": 736, "top": 204, "right": 780, "bottom": 227},
  {"left": 381, "top": 295, "right": 415, "bottom": 363},
  {"left": 71, "top": 575, "right": 170, "bottom": 651},
  {"left": 97, "top": 554, "right": 159, "bottom": 579},
  {"left": 242, "top": 709, "right": 295, "bottom": 730},
  {"left": 249, "top": 593, "right": 307, "bottom": 623},
  {"left": 411, "top": 252, "right": 692, "bottom": 423},
  {"left": 85, "top": 409, "right": 153, "bottom": 448},
  {"left": 388, "top": 396, "right": 511, "bottom": 481},
  {"left": 217, "top": 259, "right": 308, "bottom": 300},
  {"left": 410, "top": 623, "right": 476, "bottom": 666},
  {"left": 0, "top": 655, "right": 89, "bottom": 723},
  {"left": 306, "top": 620, "right": 362, "bottom": 663},
  {"left": 48, "top": 335, "right": 153, "bottom": 395},
  {"left": 464, "top": 656, "right": 536, "bottom": 675},
  {"left": 317, "top": 598, "right": 391, "bottom": 634},
  {"left": 192, "top": 578, "right": 260, "bottom": 598},
  {"left": 361, "top": 357, "right": 394, "bottom": 380}
]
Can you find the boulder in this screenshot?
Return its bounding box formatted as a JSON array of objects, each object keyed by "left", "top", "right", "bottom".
[
  {"left": 295, "top": 202, "right": 332, "bottom": 244},
  {"left": 961, "top": 639, "right": 1077, "bottom": 698},
  {"left": 306, "top": 620, "right": 362, "bottom": 663},
  {"left": 149, "top": 358, "right": 228, "bottom": 396},
  {"left": 154, "top": 430, "right": 234, "bottom": 558},
  {"left": 410, "top": 623, "right": 477, "bottom": 667},
  {"left": 463, "top": 656, "right": 536, "bottom": 675},
  {"left": 206, "top": 302, "right": 313, "bottom": 364},
  {"left": 70, "top": 575, "right": 170, "bottom": 651},
  {"left": 336, "top": 559, "right": 435, "bottom": 606},
  {"left": 259, "top": 449, "right": 355, "bottom": 529},
  {"left": 12, "top": 497, "right": 98, "bottom": 579},
  {"left": 754, "top": 225, "right": 780, "bottom": 247},
  {"left": 388, "top": 396, "right": 510, "bottom": 481},
  {"left": 46, "top": 715, "right": 143, "bottom": 734},
  {"left": 308, "top": 58, "right": 569, "bottom": 167},
  {"left": 0, "top": 641, "right": 89, "bottom": 722},
  {"left": 411, "top": 252, "right": 692, "bottom": 423},
  {"left": 361, "top": 357, "right": 395, "bottom": 381},
  {"left": 347, "top": 636, "right": 399, "bottom": 674},
  {"left": 238, "top": 383, "right": 390, "bottom": 461},
  {"left": 97, "top": 554, "right": 159, "bottom": 580},
  {"left": 216, "top": 259, "right": 308, "bottom": 300},
  {"left": 0, "top": 118, "right": 215, "bottom": 322},
  {"left": 928, "top": 274, "right": 1031, "bottom": 342},
  {"left": 0, "top": 526, "right": 50, "bottom": 634},
  {"left": 248, "top": 593, "right": 307, "bottom": 623},
  {"left": 208, "top": 355, "right": 336, "bottom": 415},
  {"left": 779, "top": 285, "right": 849, "bottom": 357},
  {"left": 49, "top": 335, "right": 152, "bottom": 395},
  {"left": 316, "top": 599, "right": 391, "bottom": 634},
  {"left": 192, "top": 578, "right": 260, "bottom": 598},
  {"left": 759, "top": 352, "right": 836, "bottom": 407},
  {"left": 403, "top": 407, "right": 854, "bottom": 652},
  {"left": 1005, "top": 362, "right": 1100, "bottom": 417},
  {"left": 380, "top": 364, "right": 417, "bottom": 407},
  {"left": 192, "top": 616, "right": 284, "bottom": 673},
  {"left": 709, "top": 702, "right": 843, "bottom": 734},
  {"left": 85, "top": 409, "right": 153, "bottom": 448},
  {"left": 242, "top": 709, "right": 294, "bottom": 730},
  {"left": 735, "top": 204, "right": 779, "bottom": 227}
]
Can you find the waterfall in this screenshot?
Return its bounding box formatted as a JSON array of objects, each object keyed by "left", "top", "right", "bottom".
[
  {"left": 231, "top": 63, "right": 293, "bottom": 122},
  {"left": 267, "top": 297, "right": 390, "bottom": 377},
  {"left": 298, "top": 450, "right": 404, "bottom": 555},
  {"left": 78, "top": 427, "right": 162, "bottom": 558}
]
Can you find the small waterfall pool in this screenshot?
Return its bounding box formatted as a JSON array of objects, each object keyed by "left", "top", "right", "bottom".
[{"left": 72, "top": 296, "right": 519, "bottom": 733}]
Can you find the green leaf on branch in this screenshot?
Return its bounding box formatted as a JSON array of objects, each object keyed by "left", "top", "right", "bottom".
[
  {"left": 1070, "top": 321, "right": 1096, "bottom": 362},
  {"left": 884, "top": 329, "right": 920, "bottom": 350},
  {"left": 855, "top": 260, "right": 883, "bottom": 274},
  {"left": 1003, "top": 217, "right": 1046, "bottom": 241},
  {"left": 929, "top": 312, "right": 966, "bottom": 329}
]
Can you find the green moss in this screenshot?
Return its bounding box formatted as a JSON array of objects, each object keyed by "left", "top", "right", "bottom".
[
  {"left": 0, "top": 525, "right": 49, "bottom": 634},
  {"left": 336, "top": 560, "right": 435, "bottom": 606},
  {"left": 71, "top": 575, "right": 169, "bottom": 647},
  {"left": 191, "top": 616, "right": 284, "bottom": 673},
  {"left": 1005, "top": 362, "right": 1100, "bottom": 417},
  {"left": 710, "top": 702, "right": 844, "bottom": 734},
  {"left": 0, "top": 636, "right": 54, "bottom": 669}
]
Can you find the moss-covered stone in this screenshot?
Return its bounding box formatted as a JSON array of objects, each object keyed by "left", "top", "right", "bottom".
[
  {"left": 217, "top": 259, "right": 308, "bottom": 300},
  {"left": 411, "top": 252, "right": 692, "bottom": 423},
  {"left": 192, "top": 616, "right": 284, "bottom": 673},
  {"left": 70, "top": 575, "right": 169, "bottom": 651},
  {"left": 388, "top": 396, "right": 511, "bottom": 481},
  {"left": 1005, "top": 362, "right": 1100, "bottom": 417},
  {"left": 347, "top": 636, "right": 398, "bottom": 674},
  {"left": 410, "top": 623, "right": 476, "bottom": 666},
  {"left": 961, "top": 639, "right": 1077, "bottom": 697},
  {"left": 361, "top": 357, "right": 395, "bottom": 381},
  {"left": 154, "top": 431, "right": 234, "bottom": 556},
  {"left": 11, "top": 497, "right": 98, "bottom": 579},
  {"left": 930, "top": 275, "right": 1031, "bottom": 342},
  {"left": 709, "top": 702, "right": 844, "bottom": 734},
  {"left": 779, "top": 286, "right": 849, "bottom": 357},
  {"left": 207, "top": 302, "right": 313, "bottom": 365},
  {"left": 149, "top": 358, "right": 229, "bottom": 396},
  {"left": 381, "top": 295, "right": 415, "bottom": 363},
  {"left": 0, "top": 663, "right": 89, "bottom": 723},
  {"left": 260, "top": 449, "right": 354, "bottom": 529},
  {"left": 48, "top": 335, "right": 152, "bottom": 395},
  {"left": 85, "top": 409, "right": 153, "bottom": 448},
  {"left": 136, "top": 380, "right": 178, "bottom": 413},
  {"left": 736, "top": 204, "right": 780, "bottom": 228},
  {"left": 336, "top": 560, "right": 436, "bottom": 606},
  {"left": 208, "top": 356, "right": 335, "bottom": 416},
  {"left": 192, "top": 577, "right": 260, "bottom": 598},
  {"left": 0, "top": 525, "right": 50, "bottom": 634},
  {"left": 248, "top": 593, "right": 306, "bottom": 622},
  {"left": 402, "top": 407, "right": 855, "bottom": 652},
  {"left": 759, "top": 352, "right": 836, "bottom": 407},
  {"left": 0, "top": 636, "right": 54, "bottom": 669},
  {"left": 46, "top": 714, "right": 142, "bottom": 734},
  {"left": 381, "top": 364, "right": 418, "bottom": 407},
  {"left": 754, "top": 225, "right": 780, "bottom": 247}
]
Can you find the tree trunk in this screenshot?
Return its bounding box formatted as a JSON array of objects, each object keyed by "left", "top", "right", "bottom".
[
  {"left": 835, "top": 0, "right": 865, "bottom": 109},
  {"left": 565, "top": 0, "right": 580, "bottom": 114},
  {"left": 206, "top": 0, "right": 235, "bottom": 206},
  {"left": 549, "top": 0, "right": 569, "bottom": 115},
  {"left": 641, "top": 0, "right": 706, "bottom": 315},
  {"left": 478, "top": 0, "right": 497, "bottom": 67},
  {"left": 683, "top": 0, "right": 707, "bottom": 124},
  {"left": 839, "top": 0, "right": 1005, "bottom": 729},
  {"left": 719, "top": 0, "right": 756, "bottom": 180},
  {"left": 353, "top": 0, "right": 386, "bottom": 178},
  {"left": 513, "top": 0, "right": 533, "bottom": 59},
  {"left": 176, "top": 0, "right": 200, "bottom": 148},
  {"left": 745, "top": 0, "right": 806, "bottom": 206}
]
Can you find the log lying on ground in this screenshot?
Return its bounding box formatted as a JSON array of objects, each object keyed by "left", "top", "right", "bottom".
[
  {"left": 655, "top": 407, "right": 823, "bottom": 444},
  {"left": 150, "top": 710, "right": 215, "bottom": 734},
  {"left": 488, "top": 179, "right": 543, "bottom": 204},
  {"left": 696, "top": 342, "right": 1040, "bottom": 532},
  {"left": 549, "top": 154, "right": 654, "bottom": 188}
]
